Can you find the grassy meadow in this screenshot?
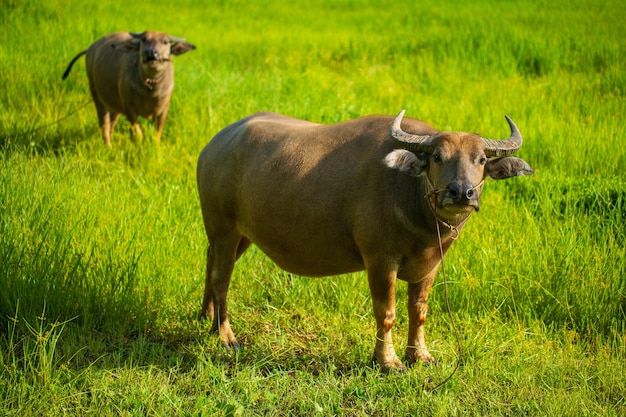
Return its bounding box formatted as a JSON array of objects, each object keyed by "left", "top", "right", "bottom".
[{"left": 1, "top": 0, "right": 625, "bottom": 415}]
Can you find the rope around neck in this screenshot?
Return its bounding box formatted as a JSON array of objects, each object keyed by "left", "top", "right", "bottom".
[
  {"left": 421, "top": 175, "right": 486, "bottom": 390},
  {"left": 427, "top": 190, "right": 463, "bottom": 391},
  {"left": 423, "top": 176, "right": 483, "bottom": 240}
]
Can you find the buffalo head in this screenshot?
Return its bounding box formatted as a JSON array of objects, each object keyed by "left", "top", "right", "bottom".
[
  {"left": 125, "top": 31, "right": 195, "bottom": 76},
  {"left": 385, "top": 110, "right": 533, "bottom": 224}
]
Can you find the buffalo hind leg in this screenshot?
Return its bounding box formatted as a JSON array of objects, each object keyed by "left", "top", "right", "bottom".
[
  {"left": 200, "top": 237, "right": 250, "bottom": 320},
  {"left": 94, "top": 105, "right": 119, "bottom": 147},
  {"left": 201, "top": 234, "right": 250, "bottom": 351},
  {"left": 367, "top": 263, "right": 406, "bottom": 373},
  {"left": 89, "top": 81, "right": 117, "bottom": 147},
  {"left": 128, "top": 118, "right": 144, "bottom": 143},
  {"left": 200, "top": 245, "right": 216, "bottom": 321},
  {"left": 96, "top": 111, "right": 120, "bottom": 147},
  {"left": 108, "top": 113, "right": 120, "bottom": 140},
  {"left": 405, "top": 272, "right": 437, "bottom": 364}
]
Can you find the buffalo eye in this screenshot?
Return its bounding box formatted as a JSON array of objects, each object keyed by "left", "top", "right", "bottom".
[
  {"left": 478, "top": 156, "right": 487, "bottom": 165},
  {"left": 162, "top": 39, "right": 169, "bottom": 45},
  {"left": 432, "top": 153, "right": 443, "bottom": 164}
]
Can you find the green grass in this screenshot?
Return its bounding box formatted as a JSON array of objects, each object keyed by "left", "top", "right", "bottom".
[{"left": 1, "top": 0, "right": 625, "bottom": 415}]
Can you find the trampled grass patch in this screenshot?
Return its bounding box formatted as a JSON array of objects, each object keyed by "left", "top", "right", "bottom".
[{"left": 1, "top": 0, "right": 625, "bottom": 415}]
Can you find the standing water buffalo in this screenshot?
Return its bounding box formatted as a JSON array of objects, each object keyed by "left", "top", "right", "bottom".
[
  {"left": 196, "top": 110, "right": 533, "bottom": 372},
  {"left": 62, "top": 31, "right": 195, "bottom": 146}
]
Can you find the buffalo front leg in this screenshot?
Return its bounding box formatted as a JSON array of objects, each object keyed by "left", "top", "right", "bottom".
[
  {"left": 367, "top": 264, "right": 406, "bottom": 372},
  {"left": 405, "top": 272, "right": 437, "bottom": 364},
  {"left": 153, "top": 105, "right": 170, "bottom": 144}
]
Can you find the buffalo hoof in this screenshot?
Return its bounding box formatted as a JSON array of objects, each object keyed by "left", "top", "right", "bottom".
[
  {"left": 371, "top": 356, "right": 407, "bottom": 374},
  {"left": 405, "top": 355, "right": 439, "bottom": 367},
  {"left": 405, "top": 347, "right": 436, "bottom": 365},
  {"left": 225, "top": 340, "right": 241, "bottom": 355}
]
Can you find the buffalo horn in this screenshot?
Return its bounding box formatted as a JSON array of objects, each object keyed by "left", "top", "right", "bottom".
[
  {"left": 169, "top": 36, "right": 187, "bottom": 44},
  {"left": 482, "top": 115, "right": 523, "bottom": 157},
  {"left": 390, "top": 110, "right": 435, "bottom": 152}
]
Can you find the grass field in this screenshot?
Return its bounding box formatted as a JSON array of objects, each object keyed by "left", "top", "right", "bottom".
[{"left": 1, "top": 0, "right": 625, "bottom": 415}]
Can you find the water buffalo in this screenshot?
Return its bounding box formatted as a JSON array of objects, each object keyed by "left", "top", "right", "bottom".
[
  {"left": 196, "top": 110, "right": 533, "bottom": 372},
  {"left": 62, "top": 31, "right": 195, "bottom": 146}
]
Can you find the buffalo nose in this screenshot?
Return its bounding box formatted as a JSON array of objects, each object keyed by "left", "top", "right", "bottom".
[{"left": 447, "top": 183, "right": 475, "bottom": 201}]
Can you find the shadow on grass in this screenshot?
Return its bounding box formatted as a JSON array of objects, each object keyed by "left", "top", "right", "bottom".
[
  {"left": 0, "top": 117, "right": 163, "bottom": 158},
  {"left": 0, "top": 125, "right": 99, "bottom": 157},
  {"left": 0, "top": 302, "right": 380, "bottom": 381}
]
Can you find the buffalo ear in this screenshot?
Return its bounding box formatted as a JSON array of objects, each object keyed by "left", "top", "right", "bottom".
[
  {"left": 384, "top": 149, "right": 427, "bottom": 177},
  {"left": 485, "top": 157, "right": 534, "bottom": 180},
  {"left": 170, "top": 38, "right": 196, "bottom": 55}
]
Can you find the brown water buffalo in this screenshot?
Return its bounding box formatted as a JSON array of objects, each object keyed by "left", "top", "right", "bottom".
[
  {"left": 196, "top": 110, "right": 533, "bottom": 372},
  {"left": 62, "top": 31, "right": 195, "bottom": 146}
]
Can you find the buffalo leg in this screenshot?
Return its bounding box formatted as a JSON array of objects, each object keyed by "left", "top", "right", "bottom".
[
  {"left": 97, "top": 111, "right": 120, "bottom": 147},
  {"left": 405, "top": 272, "right": 437, "bottom": 364},
  {"left": 100, "top": 112, "right": 112, "bottom": 146},
  {"left": 200, "top": 237, "right": 251, "bottom": 321},
  {"left": 203, "top": 232, "right": 249, "bottom": 351},
  {"left": 89, "top": 82, "right": 109, "bottom": 146},
  {"left": 93, "top": 104, "right": 114, "bottom": 147},
  {"left": 200, "top": 246, "right": 215, "bottom": 321},
  {"left": 154, "top": 105, "right": 170, "bottom": 144},
  {"left": 107, "top": 113, "right": 120, "bottom": 144},
  {"left": 129, "top": 120, "right": 144, "bottom": 142},
  {"left": 367, "top": 264, "right": 405, "bottom": 372}
]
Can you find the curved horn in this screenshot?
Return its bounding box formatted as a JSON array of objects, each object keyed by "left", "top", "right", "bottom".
[
  {"left": 389, "top": 110, "right": 435, "bottom": 152},
  {"left": 169, "top": 36, "right": 187, "bottom": 44},
  {"left": 482, "top": 115, "right": 523, "bottom": 157}
]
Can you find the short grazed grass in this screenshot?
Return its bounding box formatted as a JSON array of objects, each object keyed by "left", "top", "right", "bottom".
[{"left": 1, "top": 0, "right": 625, "bottom": 415}]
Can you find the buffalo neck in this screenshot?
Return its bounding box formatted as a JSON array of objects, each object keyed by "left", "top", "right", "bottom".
[
  {"left": 139, "top": 64, "right": 171, "bottom": 91},
  {"left": 394, "top": 173, "right": 470, "bottom": 244}
]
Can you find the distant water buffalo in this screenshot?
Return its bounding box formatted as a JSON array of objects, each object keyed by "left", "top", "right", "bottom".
[
  {"left": 63, "top": 31, "right": 195, "bottom": 146},
  {"left": 196, "top": 110, "right": 534, "bottom": 372}
]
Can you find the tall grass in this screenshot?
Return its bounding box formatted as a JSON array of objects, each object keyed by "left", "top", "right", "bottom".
[{"left": 1, "top": 0, "right": 625, "bottom": 415}]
